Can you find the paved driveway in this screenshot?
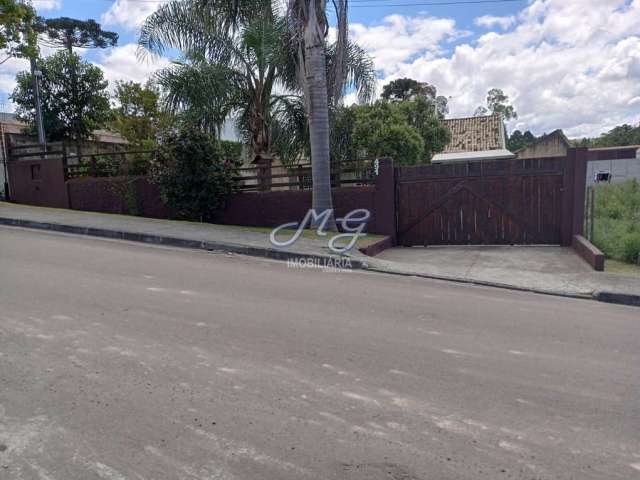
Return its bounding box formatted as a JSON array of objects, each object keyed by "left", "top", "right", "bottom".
[
  {"left": 377, "top": 245, "right": 592, "bottom": 277},
  {"left": 373, "top": 245, "right": 612, "bottom": 296}
]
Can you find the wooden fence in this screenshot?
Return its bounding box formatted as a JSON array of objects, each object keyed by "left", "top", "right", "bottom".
[
  {"left": 236, "top": 158, "right": 377, "bottom": 191},
  {"left": 7, "top": 142, "right": 378, "bottom": 194}
]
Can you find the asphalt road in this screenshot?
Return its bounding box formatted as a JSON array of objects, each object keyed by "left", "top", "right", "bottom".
[{"left": 1, "top": 226, "right": 639, "bottom": 480}]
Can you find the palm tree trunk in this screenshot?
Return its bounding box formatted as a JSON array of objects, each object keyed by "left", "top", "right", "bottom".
[{"left": 304, "top": 1, "right": 335, "bottom": 229}]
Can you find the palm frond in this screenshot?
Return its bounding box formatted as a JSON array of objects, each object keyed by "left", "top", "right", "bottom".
[
  {"left": 270, "top": 94, "right": 309, "bottom": 166},
  {"left": 155, "top": 62, "right": 242, "bottom": 135}
]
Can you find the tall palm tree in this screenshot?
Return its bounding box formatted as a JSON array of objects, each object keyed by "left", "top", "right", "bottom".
[
  {"left": 139, "top": 0, "right": 286, "bottom": 162},
  {"left": 286, "top": 0, "right": 353, "bottom": 226},
  {"left": 139, "top": 0, "right": 373, "bottom": 175}
]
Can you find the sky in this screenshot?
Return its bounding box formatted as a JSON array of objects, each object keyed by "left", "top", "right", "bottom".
[{"left": 1, "top": 0, "right": 639, "bottom": 138}]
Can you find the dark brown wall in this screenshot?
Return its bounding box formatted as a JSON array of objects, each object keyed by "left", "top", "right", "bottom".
[
  {"left": 67, "top": 176, "right": 172, "bottom": 219},
  {"left": 217, "top": 187, "right": 378, "bottom": 231},
  {"left": 587, "top": 147, "right": 639, "bottom": 161},
  {"left": 63, "top": 159, "right": 398, "bottom": 237},
  {"left": 7, "top": 157, "right": 69, "bottom": 208}
]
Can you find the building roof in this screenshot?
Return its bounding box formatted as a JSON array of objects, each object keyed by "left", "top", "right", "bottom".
[
  {"left": 441, "top": 114, "right": 506, "bottom": 154},
  {"left": 0, "top": 112, "right": 128, "bottom": 144},
  {"left": 588, "top": 145, "right": 640, "bottom": 152},
  {"left": 0, "top": 113, "right": 25, "bottom": 135},
  {"left": 432, "top": 149, "right": 516, "bottom": 164},
  {"left": 514, "top": 129, "right": 571, "bottom": 155}
]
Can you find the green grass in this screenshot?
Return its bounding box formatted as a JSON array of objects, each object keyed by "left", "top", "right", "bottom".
[
  {"left": 591, "top": 179, "right": 640, "bottom": 265},
  {"left": 605, "top": 259, "right": 640, "bottom": 278}
]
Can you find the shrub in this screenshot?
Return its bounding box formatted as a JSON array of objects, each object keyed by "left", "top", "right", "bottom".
[
  {"left": 219, "top": 140, "right": 243, "bottom": 162},
  {"left": 150, "top": 128, "right": 238, "bottom": 221},
  {"left": 622, "top": 233, "right": 640, "bottom": 264}
]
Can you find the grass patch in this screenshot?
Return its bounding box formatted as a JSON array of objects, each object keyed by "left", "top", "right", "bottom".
[
  {"left": 605, "top": 259, "right": 640, "bottom": 278},
  {"left": 592, "top": 179, "right": 640, "bottom": 264}
]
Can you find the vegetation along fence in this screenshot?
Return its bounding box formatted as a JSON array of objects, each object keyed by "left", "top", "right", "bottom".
[{"left": 55, "top": 146, "right": 378, "bottom": 192}]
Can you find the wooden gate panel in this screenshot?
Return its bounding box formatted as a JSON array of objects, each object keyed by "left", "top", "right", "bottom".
[{"left": 396, "top": 157, "right": 567, "bottom": 246}]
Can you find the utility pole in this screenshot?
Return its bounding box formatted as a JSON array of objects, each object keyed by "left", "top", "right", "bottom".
[
  {"left": 30, "top": 57, "right": 46, "bottom": 150},
  {"left": 20, "top": 0, "right": 45, "bottom": 150}
]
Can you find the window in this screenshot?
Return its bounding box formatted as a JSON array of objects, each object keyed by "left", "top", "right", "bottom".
[{"left": 31, "top": 164, "right": 41, "bottom": 180}]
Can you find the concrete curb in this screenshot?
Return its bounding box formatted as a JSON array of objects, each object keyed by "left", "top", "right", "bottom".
[
  {"left": 2, "top": 216, "right": 639, "bottom": 308},
  {"left": 593, "top": 291, "right": 640, "bottom": 307},
  {"left": 0, "top": 216, "right": 369, "bottom": 270},
  {"left": 364, "top": 266, "right": 594, "bottom": 301}
]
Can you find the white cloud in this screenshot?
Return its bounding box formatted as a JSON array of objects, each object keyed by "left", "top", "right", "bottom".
[
  {"left": 32, "top": 0, "right": 63, "bottom": 11},
  {"left": 350, "top": 14, "right": 463, "bottom": 76},
  {"left": 1, "top": 44, "right": 168, "bottom": 111},
  {"left": 95, "top": 43, "right": 171, "bottom": 88},
  {"left": 101, "top": 0, "right": 161, "bottom": 30},
  {"left": 474, "top": 15, "right": 515, "bottom": 30},
  {"left": 0, "top": 44, "right": 62, "bottom": 109},
  {"left": 0, "top": 57, "right": 29, "bottom": 102},
  {"left": 352, "top": 0, "right": 640, "bottom": 137}
]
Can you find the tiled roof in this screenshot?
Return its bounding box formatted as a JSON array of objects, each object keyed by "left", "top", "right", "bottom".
[{"left": 442, "top": 114, "right": 505, "bottom": 154}]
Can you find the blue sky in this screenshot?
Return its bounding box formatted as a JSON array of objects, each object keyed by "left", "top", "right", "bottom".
[
  {"left": 2, "top": 0, "right": 640, "bottom": 138},
  {"left": 33, "top": 0, "right": 525, "bottom": 59}
]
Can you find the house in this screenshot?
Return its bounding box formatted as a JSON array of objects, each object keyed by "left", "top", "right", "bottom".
[
  {"left": 431, "top": 114, "right": 515, "bottom": 164},
  {"left": 514, "top": 129, "right": 572, "bottom": 159},
  {"left": 586, "top": 145, "right": 640, "bottom": 186},
  {"left": 512, "top": 127, "right": 640, "bottom": 185},
  {"left": 1, "top": 113, "right": 130, "bottom": 198}
]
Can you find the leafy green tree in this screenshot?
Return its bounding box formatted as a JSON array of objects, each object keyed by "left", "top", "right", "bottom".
[
  {"left": 37, "top": 17, "right": 117, "bottom": 151},
  {"left": 397, "top": 97, "right": 451, "bottom": 159},
  {"left": 591, "top": 124, "right": 640, "bottom": 147},
  {"left": 111, "top": 81, "right": 167, "bottom": 147},
  {"left": 353, "top": 103, "right": 424, "bottom": 165},
  {"left": 109, "top": 81, "right": 170, "bottom": 175},
  {"left": 507, "top": 129, "right": 537, "bottom": 151},
  {"left": 343, "top": 98, "right": 450, "bottom": 165},
  {"left": 11, "top": 50, "right": 111, "bottom": 141},
  {"left": 150, "top": 128, "right": 238, "bottom": 222},
  {"left": 475, "top": 88, "right": 517, "bottom": 120},
  {"left": 1, "top": 0, "right": 38, "bottom": 61},
  {"left": 219, "top": 140, "right": 243, "bottom": 162},
  {"left": 381, "top": 78, "right": 423, "bottom": 102},
  {"left": 381, "top": 77, "right": 449, "bottom": 115}
]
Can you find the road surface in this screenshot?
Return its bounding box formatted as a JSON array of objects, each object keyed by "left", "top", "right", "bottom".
[{"left": 1, "top": 226, "right": 639, "bottom": 480}]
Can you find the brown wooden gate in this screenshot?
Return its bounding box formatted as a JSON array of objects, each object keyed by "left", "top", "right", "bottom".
[{"left": 396, "top": 156, "right": 578, "bottom": 246}]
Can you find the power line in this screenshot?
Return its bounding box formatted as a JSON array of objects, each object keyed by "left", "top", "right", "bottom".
[
  {"left": 31, "top": 0, "right": 526, "bottom": 5},
  {"left": 349, "top": 0, "right": 526, "bottom": 6}
]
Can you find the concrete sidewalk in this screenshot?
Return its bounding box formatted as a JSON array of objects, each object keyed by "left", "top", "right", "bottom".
[
  {"left": 367, "top": 246, "right": 640, "bottom": 305},
  {"left": 1, "top": 202, "right": 639, "bottom": 306},
  {"left": 0, "top": 202, "right": 369, "bottom": 268}
]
